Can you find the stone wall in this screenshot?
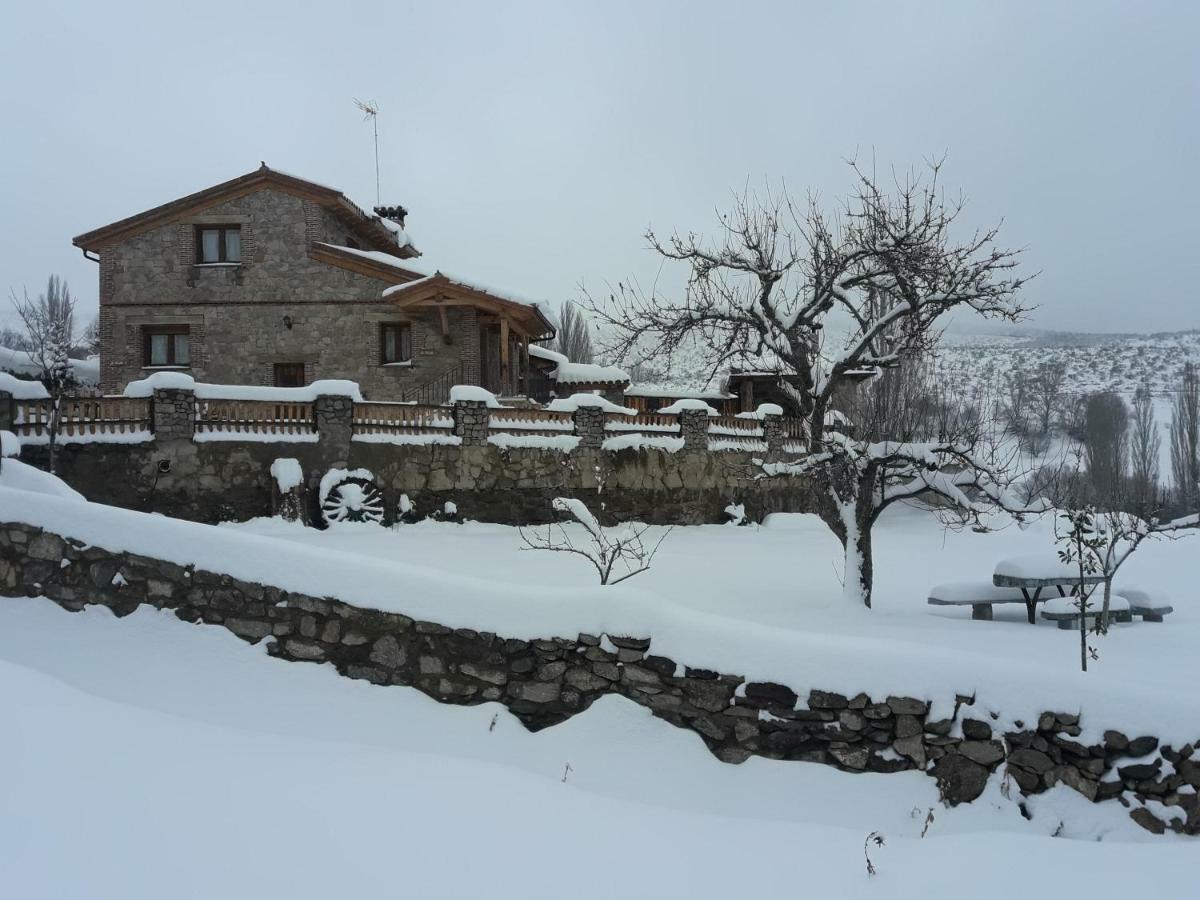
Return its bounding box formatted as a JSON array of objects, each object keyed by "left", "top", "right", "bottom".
[
  {"left": 1, "top": 520, "right": 1195, "bottom": 835},
  {"left": 97, "top": 187, "right": 477, "bottom": 396},
  {"left": 7, "top": 386, "right": 808, "bottom": 527},
  {"left": 15, "top": 436, "right": 811, "bottom": 527}
]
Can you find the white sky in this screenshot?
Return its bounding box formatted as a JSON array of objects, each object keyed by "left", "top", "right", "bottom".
[{"left": 0, "top": 0, "right": 1196, "bottom": 335}]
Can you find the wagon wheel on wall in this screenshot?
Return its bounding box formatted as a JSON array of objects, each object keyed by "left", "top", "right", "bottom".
[{"left": 321, "top": 477, "right": 385, "bottom": 526}]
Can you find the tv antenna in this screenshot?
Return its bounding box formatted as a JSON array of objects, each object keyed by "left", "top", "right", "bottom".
[{"left": 354, "top": 98, "right": 380, "bottom": 206}]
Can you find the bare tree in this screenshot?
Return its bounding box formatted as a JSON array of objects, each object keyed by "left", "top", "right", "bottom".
[
  {"left": 1028, "top": 362, "right": 1065, "bottom": 447},
  {"left": 583, "top": 159, "right": 1036, "bottom": 606},
  {"left": 0, "top": 326, "right": 30, "bottom": 352},
  {"left": 10, "top": 275, "right": 77, "bottom": 473},
  {"left": 1169, "top": 363, "right": 1199, "bottom": 511},
  {"left": 520, "top": 498, "right": 669, "bottom": 585},
  {"left": 552, "top": 301, "right": 595, "bottom": 364},
  {"left": 1128, "top": 382, "right": 1161, "bottom": 513},
  {"left": 1002, "top": 369, "right": 1034, "bottom": 446},
  {"left": 79, "top": 317, "right": 101, "bottom": 357}
]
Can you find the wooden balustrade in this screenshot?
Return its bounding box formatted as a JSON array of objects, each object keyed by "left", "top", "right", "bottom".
[
  {"left": 353, "top": 402, "right": 453, "bottom": 435},
  {"left": 488, "top": 407, "right": 575, "bottom": 437},
  {"left": 12, "top": 397, "right": 151, "bottom": 438},
  {"left": 707, "top": 415, "right": 764, "bottom": 437},
  {"left": 195, "top": 399, "right": 315, "bottom": 435},
  {"left": 603, "top": 412, "right": 681, "bottom": 434}
]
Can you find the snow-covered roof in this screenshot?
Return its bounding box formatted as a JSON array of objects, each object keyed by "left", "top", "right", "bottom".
[
  {"left": 381, "top": 267, "right": 547, "bottom": 313},
  {"left": 528, "top": 344, "right": 569, "bottom": 366},
  {"left": 625, "top": 383, "right": 734, "bottom": 400},
  {"left": 312, "top": 243, "right": 428, "bottom": 280},
  {"left": 1, "top": 347, "right": 99, "bottom": 387},
  {"left": 74, "top": 164, "right": 418, "bottom": 258},
  {"left": 553, "top": 361, "right": 629, "bottom": 386}
]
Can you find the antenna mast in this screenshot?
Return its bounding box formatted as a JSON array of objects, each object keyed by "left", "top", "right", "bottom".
[{"left": 354, "top": 98, "right": 380, "bottom": 206}]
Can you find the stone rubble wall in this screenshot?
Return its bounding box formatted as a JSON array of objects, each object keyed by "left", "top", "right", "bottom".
[{"left": 1, "top": 520, "right": 1195, "bottom": 836}]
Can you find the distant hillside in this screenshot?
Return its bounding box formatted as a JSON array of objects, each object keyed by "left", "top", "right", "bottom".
[{"left": 936, "top": 329, "right": 1200, "bottom": 398}]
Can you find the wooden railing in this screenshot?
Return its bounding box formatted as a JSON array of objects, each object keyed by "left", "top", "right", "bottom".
[
  {"left": 706, "top": 414, "right": 766, "bottom": 450},
  {"left": 12, "top": 397, "right": 152, "bottom": 438},
  {"left": 195, "top": 399, "right": 315, "bottom": 435},
  {"left": 353, "top": 402, "right": 454, "bottom": 435},
  {"left": 708, "top": 415, "right": 764, "bottom": 437},
  {"left": 603, "top": 412, "right": 681, "bottom": 434},
  {"left": 489, "top": 407, "right": 575, "bottom": 437}
]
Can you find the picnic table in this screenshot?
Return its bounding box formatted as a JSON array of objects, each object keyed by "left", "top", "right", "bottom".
[{"left": 991, "top": 555, "right": 1106, "bottom": 624}]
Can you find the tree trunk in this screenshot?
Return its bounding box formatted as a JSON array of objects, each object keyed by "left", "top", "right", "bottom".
[
  {"left": 1099, "top": 577, "right": 1113, "bottom": 633},
  {"left": 841, "top": 516, "right": 874, "bottom": 608}
]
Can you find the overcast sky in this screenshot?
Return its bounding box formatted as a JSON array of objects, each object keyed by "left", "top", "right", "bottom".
[{"left": 1, "top": 1, "right": 1196, "bottom": 337}]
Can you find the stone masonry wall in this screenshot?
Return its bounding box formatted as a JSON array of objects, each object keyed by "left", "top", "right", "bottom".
[
  {"left": 0, "top": 520, "right": 1195, "bottom": 835},
  {"left": 17, "top": 438, "right": 812, "bottom": 527},
  {"left": 99, "top": 188, "right": 474, "bottom": 397}
]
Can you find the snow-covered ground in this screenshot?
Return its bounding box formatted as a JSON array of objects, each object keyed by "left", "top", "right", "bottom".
[{"left": 0, "top": 596, "right": 1194, "bottom": 900}]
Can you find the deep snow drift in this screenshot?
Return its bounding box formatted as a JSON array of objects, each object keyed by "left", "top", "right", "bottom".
[{"left": 0, "top": 597, "right": 1192, "bottom": 900}]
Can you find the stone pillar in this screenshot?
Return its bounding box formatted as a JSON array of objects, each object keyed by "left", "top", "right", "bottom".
[
  {"left": 151, "top": 388, "right": 195, "bottom": 441},
  {"left": 761, "top": 412, "right": 784, "bottom": 453},
  {"left": 573, "top": 405, "right": 605, "bottom": 451},
  {"left": 314, "top": 393, "right": 354, "bottom": 467},
  {"left": 601, "top": 386, "right": 626, "bottom": 408},
  {"left": 678, "top": 408, "right": 709, "bottom": 452},
  {"left": 453, "top": 399, "right": 489, "bottom": 447},
  {"left": 0, "top": 390, "right": 13, "bottom": 433}
]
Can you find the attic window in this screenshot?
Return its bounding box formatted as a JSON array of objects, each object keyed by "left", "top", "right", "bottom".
[{"left": 195, "top": 225, "right": 241, "bottom": 264}]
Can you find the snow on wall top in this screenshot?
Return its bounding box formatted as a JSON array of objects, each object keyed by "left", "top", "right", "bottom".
[
  {"left": 0, "top": 430, "right": 20, "bottom": 458},
  {"left": 123, "top": 373, "right": 364, "bottom": 402},
  {"left": 544, "top": 393, "right": 635, "bottom": 415},
  {"left": 270, "top": 458, "right": 304, "bottom": 492},
  {"left": 658, "top": 399, "right": 719, "bottom": 416},
  {"left": 0, "top": 372, "right": 50, "bottom": 400},
  {"left": 448, "top": 385, "right": 503, "bottom": 407}
]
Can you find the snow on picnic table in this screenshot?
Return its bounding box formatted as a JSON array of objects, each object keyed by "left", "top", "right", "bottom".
[{"left": 993, "top": 554, "right": 1103, "bottom": 583}]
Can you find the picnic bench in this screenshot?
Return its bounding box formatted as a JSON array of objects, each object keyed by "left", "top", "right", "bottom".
[
  {"left": 991, "top": 555, "right": 1106, "bottom": 624},
  {"left": 927, "top": 581, "right": 1031, "bottom": 620},
  {"left": 928, "top": 558, "right": 1175, "bottom": 628}
]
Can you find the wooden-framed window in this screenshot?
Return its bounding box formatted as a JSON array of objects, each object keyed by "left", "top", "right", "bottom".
[
  {"left": 143, "top": 325, "right": 190, "bottom": 367},
  {"left": 273, "top": 363, "right": 306, "bottom": 387},
  {"left": 195, "top": 225, "right": 242, "bottom": 264},
  {"left": 380, "top": 323, "right": 412, "bottom": 364}
]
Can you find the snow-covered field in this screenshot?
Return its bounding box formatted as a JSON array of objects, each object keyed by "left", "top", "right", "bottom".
[
  {"left": 2, "top": 463, "right": 1198, "bottom": 896},
  {"left": 0, "top": 596, "right": 1194, "bottom": 900}
]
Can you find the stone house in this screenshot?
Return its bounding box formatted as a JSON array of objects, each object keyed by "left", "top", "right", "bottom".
[{"left": 73, "top": 164, "right": 554, "bottom": 399}]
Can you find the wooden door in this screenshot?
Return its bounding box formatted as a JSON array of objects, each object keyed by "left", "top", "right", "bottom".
[{"left": 479, "top": 327, "right": 502, "bottom": 393}]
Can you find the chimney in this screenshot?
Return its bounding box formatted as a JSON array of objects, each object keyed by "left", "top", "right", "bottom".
[{"left": 373, "top": 205, "right": 408, "bottom": 229}]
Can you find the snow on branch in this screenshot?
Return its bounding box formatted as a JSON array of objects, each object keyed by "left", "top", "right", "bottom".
[
  {"left": 582, "top": 159, "right": 1029, "bottom": 439},
  {"left": 520, "top": 498, "right": 670, "bottom": 586}
]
